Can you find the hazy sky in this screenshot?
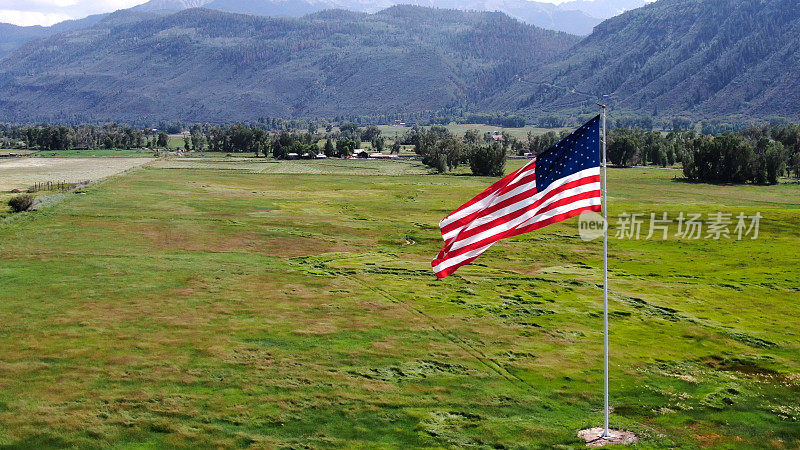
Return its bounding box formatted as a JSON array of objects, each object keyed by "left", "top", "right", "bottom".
[
  {"left": 0, "top": 0, "right": 576, "bottom": 26},
  {"left": 0, "top": 0, "right": 144, "bottom": 26}
]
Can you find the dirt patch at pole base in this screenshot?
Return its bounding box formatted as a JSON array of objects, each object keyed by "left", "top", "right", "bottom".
[{"left": 578, "top": 428, "right": 639, "bottom": 447}]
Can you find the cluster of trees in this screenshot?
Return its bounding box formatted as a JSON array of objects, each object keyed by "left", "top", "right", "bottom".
[
  {"left": 3, "top": 117, "right": 799, "bottom": 185},
  {"left": 682, "top": 134, "right": 788, "bottom": 184},
  {"left": 0, "top": 124, "right": 148, "bottom": 150},
  {"left": 411, "top": 126, "right": 507, "bottom": 176},
  {"left": 607, "top": 123, "right": 800, "bottom": 184},
  {"left": 607, "top": 129, "right": 679, "bottom": 167},
  {"left": 180, "top": 123, "right": 392, "bottom": 159},
  {"left": 408, "top": 120, "right": 799, "bottom": 184}
]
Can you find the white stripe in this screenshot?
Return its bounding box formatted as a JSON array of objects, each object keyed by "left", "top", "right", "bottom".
[
  {"left": 435, "top": 197, "right": 600, "bottom": 273},
  {"left": 517, "top": 196, "right": 601, "bottom": 229},
  {"left": 439, "top": 162, "right": 536, "bottom": 229},
  {"left": 440, "top": 179, "right": 538, "bottom": 242},
  {"left": 440, "top": 164, "right": 594, "bottom": 241},
  {"left": 445, "top": 168, "right": 600, "bottom": 253},
  {"left": 460, "top": 181, "right": 600, "bottom": 237},
  {"left": 433, "top": 242, "right": 495, "bottom": 273},
  {"left": 446, "top": 181, "right": 600, "bottom": 254}
]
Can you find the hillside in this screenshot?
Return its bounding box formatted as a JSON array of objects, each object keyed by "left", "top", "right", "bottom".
[
  {"left": 487, "top": 0, "right": 800, "bottom": 120},
  {"left": 0, "top": 14, "right": 106, "bottom": 60},
  {"left": 0, "top": 6, "right": 579, "bottom": 123},
  {"left": 137, "top": 0, "right": 603, "bottom": 34},
  {"left": 0, "top": 0, "right": 640, "bottom": 60},
  {"left": 558, "top": 0, "right": 646, "bottom": 19}
]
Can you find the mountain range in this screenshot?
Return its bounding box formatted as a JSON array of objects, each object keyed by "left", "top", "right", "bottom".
[
  {"left": 0, "top": 6, "right": 578, "bottom": 123},
  {"left": 0, "top": 0, "right": 649, "bottom": 57},
  {"left": 130, "top": 0, "right": 649, "bottom": 34},
  {"left": 0, "top": 0, "right": 798, "bottom": 123},
  {"left": 487, "top": 0, "right": 800, "bottom": 120}
]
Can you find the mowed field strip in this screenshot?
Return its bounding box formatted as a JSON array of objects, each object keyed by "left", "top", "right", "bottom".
[
  {"left": 153, "top": 158, "right": 431, "bottom": 175},
  {"left": 0, "top": 157, "right": 153, "bottom": 191},
  {"left": 0, "top": 160, "right": 798, "bottom": 447}
]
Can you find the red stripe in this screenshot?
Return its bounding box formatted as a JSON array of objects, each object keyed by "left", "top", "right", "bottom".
[
  {"left": 448, "top": 175, "right": 600, "bottom": 244},
  {"left": 434, "top": 253, "right": 482, "bottom": 279},
  {"left": 432, "top": 204, "right": 600, "bottom": 278},
  {"left": 435, "top": 189, "right": 601, "bottom": 264},
  {"left": 441, "top": 162, "right": 535, "bottom": 224},
  {"left": 440, "top": 172, "right": 539, "bottom": 237}
]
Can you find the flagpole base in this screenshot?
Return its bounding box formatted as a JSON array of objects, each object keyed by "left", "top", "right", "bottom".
[{"left": 578, "top": 428, "right": 638, "bottom": 447}]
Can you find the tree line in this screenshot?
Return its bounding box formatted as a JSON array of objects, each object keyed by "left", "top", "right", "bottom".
[
  {"left": 0, "top": 124, "right": 147, "bottom": 150},
  {"left": 607, "top": 123, "right": 800, "bottom": 184},
  {"left": 3, "top": 121, "right": 798, "bottom": 184}
]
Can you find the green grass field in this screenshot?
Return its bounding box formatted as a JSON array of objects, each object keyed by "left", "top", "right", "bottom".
[
  {"left": 0, "top": 160, "right": 798, "bottom": 448},
  {"left": 378, "top": 124, "right": 569, "bottom": 140},
  {"left": 33, "top": 149, "right": 156, "bottom": 158}
]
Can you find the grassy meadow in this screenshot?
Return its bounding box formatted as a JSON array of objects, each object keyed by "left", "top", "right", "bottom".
[
  {"left": 0, "top": 160, "right": 798, "bottom": 448},
  {"left": 0, "top": 157, "right": 153, "bottom": 192},
  {"left": 377, "top": 124, "right": 570, "bottom": 140},
  {"left": 32, "top": 149, "right": 156, "bottom": 158}
]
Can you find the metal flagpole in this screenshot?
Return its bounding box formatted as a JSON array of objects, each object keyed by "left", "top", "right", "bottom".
[{"left": 600, "top": 104, "right": 610, "bottom": 439}]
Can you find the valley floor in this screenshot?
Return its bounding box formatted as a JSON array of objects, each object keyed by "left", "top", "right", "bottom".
[{"left": 0, "top": 161, "right": 798, "bottom": 447}]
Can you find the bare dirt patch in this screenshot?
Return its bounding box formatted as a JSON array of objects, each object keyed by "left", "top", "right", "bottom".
[
  {"left": 578, "top": 428, "right": 639, "bottom": 447},
  {"left": 0, "top": 157, "right": 151, "bottom": 191}
]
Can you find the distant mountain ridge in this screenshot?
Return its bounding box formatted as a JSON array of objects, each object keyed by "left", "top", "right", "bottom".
[
  {"left": 1, "top": 0, "right": 798, "bottom": 123},
  {"left": 0, "top": 14, "right": 106, "bottom": 60},
  {"left": 133, "top": 0, "right": 213, "bottom": 11},
  {"left": 1, "top": 0, "right": 648, "bottom": 60},
  {"left": 134, "top": 0, "right": 607, "bottom": 34},
  {"left": 0, "top": 6, "right": 579, "bottom": 123},
  {"left": 0, "top": 0, "right": 652, "bottom": 60},
  {"left": 486, "top": 0, "right": 800, "bottom": 120}
]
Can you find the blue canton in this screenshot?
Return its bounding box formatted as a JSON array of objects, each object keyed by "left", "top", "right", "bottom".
[{"left": 535, "top": 115, "right": 601, "bottom": 192}]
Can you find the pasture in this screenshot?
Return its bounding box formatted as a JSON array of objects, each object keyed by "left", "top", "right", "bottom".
[
  {"left": 152, "top": 158, "right": 431, "bottom": 175},
  {"left": 377, "top": 124, "right": 570, "bottom": 140},
  {"left": 0, "top": 160, "right": 798, "bottom": 448},
  {"left": 32, "top": 149, "right": 155, "bottom": 158},
  {"left": 0, "top": 157, "right": 152, "bottom": 192}
]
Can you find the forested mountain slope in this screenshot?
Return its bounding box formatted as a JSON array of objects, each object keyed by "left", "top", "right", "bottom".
[
  {"left": 0, "top": 6, "right": 578, "bottom": 123},
  {"left": 0, "top": 14, "right": 106, "bottom": 60},
  {"left": 136, "top": 0, "right": 604, "bottom": 34},
  {"left": 487, "top": 0, "right": 800, "bottom": 120}
]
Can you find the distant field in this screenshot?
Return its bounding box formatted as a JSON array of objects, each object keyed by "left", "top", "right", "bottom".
[
  {"left": 378, "top": 124, "right": 568, "bottom": 140},
  {"left": 0, "top": 161, "right": 798, "bottom": 447},
  {"left": 34, "top": 149, "right": 156, "bottom": 158},
  {"left": 0, "top": 150, "right": 36, "bottom": 155},
  {"left": 153, "top": 158, "right": 431, "bottom": 175},
  {"left": 0, "top": 157, "right": 152, "bottom": 191},
  {"left": 181, "top": 151, "right": 259, "bottom": 158},
  {"left": 167, "top": 135, "right": 186, "bottom": 149}
]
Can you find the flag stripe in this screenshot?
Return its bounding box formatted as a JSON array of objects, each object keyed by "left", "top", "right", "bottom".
[
  {"left": 447, "top": 172, "right": 600, "bottom": 248},
  {"left": 432, "top": 201, "right": 601, "bottom": 276},
  {"left": 439, "top": 163, "right": 536, "bottom": 236},
  {"left": 432, "top": 190, "right": 601, "bottom": 270},
  {"left": 432, "top": 115, "right": 602, "bottom": 278},
  {"left": 442, "top": 168, "right": 599, "bottom": 253},
  {"left": 441, "top": 177, "right": 538, "bottom": 241}
]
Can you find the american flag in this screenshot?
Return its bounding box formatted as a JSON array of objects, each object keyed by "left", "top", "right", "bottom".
[{"left": 432, "top": 116, "right": 603, "bottom": 278}]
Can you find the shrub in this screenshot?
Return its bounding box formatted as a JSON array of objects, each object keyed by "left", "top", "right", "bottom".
[
  {"left": 415, "top": 127, "right": 464, "bottom": 173},
  {"left": 469, "top": 143, "right": 506, "bottom": 177},
  {"left": 8, "top": 194, "right": 34, "bottom": 212}
]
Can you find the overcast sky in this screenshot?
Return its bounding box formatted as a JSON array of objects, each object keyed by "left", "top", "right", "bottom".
[
  {"left": 0, "top": 0, "right": 145, "bottom": 26},
  {"left": 0, "top": 0, "right": 575, "bottom": 26}
]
